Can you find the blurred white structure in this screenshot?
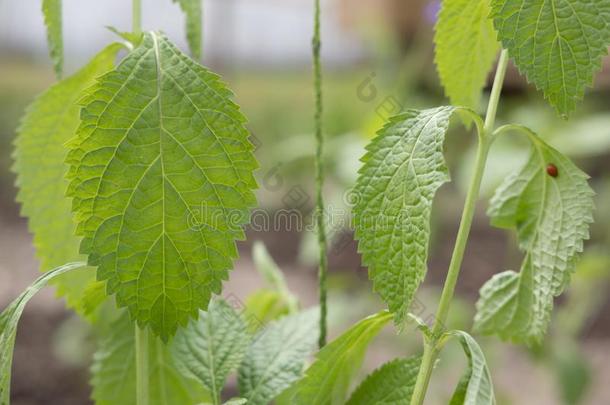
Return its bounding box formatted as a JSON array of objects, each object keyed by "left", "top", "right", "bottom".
[{"left": 0, "top": 0, "right": 365, "bottom": 72}]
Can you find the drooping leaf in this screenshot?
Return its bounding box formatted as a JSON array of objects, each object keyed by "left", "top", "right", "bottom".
[
  {"left": 490, "top": 0, "right": 610, "bottom": 116},
  {"left": 0, "top": 262, "right": 86, "bottom": 405},
  {"left": 173, "top": 0, "right": 203, "bottom": 60},
  {"left": 238, "top": 308, "right": 319, "bottom": 405},
  {"left": 435, "top": 0, "right": 499, "bottom": 110},
  {"left": 346, "top": 356, "right": 422, "bottom": 405},
  {"left": 446, "top": 331, "right": 495, "bottom": 405},
  {"left": 474, "top": 133, "right": 594, "bottom": 344},
  {"left": 66, "top": 32, "right": 258, "bottom": 340},
  {"left": 91, "top": 312, "right": 210, "bottom": 405},
  {"left": 13, "top": 43, "right": 122, "bottom": 315},
  {"left": 42, "top": 0, "right": 63, "bottom": 78},
  {"left": 291, "top": 311, "right": 392, "bottom": 405},
  {"left": 170, "top": 300, "right": 250, "bottom": 400},
  {"left": 353, "top": 107, "right": 481, "bottom": 326}
]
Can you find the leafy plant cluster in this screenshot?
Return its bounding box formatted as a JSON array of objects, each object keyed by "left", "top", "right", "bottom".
[{"left": 1, "top": 0, "right": 609, "bottom": 404}]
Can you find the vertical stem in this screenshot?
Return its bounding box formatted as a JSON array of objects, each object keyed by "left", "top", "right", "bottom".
[
  {"left": 133, "top": 0, "right": 142, "bottom": 35},
  {"left": 409, "top": 49, "right": 509, "bottom": 405},
  {"left": 312, "top": 0, "right": 328, "bottom": 349},
  {"left": 135, "top": 326, "right": 149, "bottom": 405}
]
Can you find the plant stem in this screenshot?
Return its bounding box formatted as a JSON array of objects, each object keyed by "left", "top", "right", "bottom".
[
  {"left": 409, "top": 49, "right": 509, "bottom": 405},
  {"left": 133, "top": 0, "right": 142, "bottom": 35},
  {"left": 135, "top": 326, "right": 149, "bottom": 405},
  {"left": 312, "top": 0, "right": 328, "bottom": 349}
]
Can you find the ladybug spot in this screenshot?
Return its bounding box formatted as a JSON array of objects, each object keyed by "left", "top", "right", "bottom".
[{"left": 546, "top": 163, "right": 558, "bottom": 178}]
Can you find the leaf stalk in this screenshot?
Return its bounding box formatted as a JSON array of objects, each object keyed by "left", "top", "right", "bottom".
[
  {"left": 409, "top": 49, "right": 509, "bottom": 405},
  {"left": 312, "top": 0, "right": 328, "bottom": 349}
]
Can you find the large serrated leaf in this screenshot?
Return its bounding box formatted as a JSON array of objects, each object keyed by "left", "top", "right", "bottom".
[
  {"left": 446, "top": 331, "right": 495, "bottom": 405},
  {"left": 170, "top": 300, "right": 250, "bottom": 401},
  {"left": 346, "top": 356, "right": 421, "bottom": 405},
  {"left": 354, "top": 107, "right": 480, "bottom": 326},
  {"left": 173, "top": 0, "right": 203, "bottom": 60},
  {"left": 435, "top": 0, "right": 499, "bottom": 110},
  {"left": 12, "top": 43, "right": 122, "bottom": 314},
  {"left": 65, "top": 32, "right": 258, "bottom": 340},
  {"left": 91, "top": 312, "right": 210, "bottom": 405},
  {"left": 490, "top": 0, "right": 610, "bottom": 116},
  {"left": 290, "top": 311, "right": 392, "bottom": 405},
  {"left": 238, "top": 308, "right": 319, "bottom": 405},
  {"left": 474, "top": 134, "right": 594, "bottom": 344},
  {"left": 1, "top": 262, "right": 86, "bottom": 405},
  {"left": 42, "top": 0, "right": 63, "bottom": 78}
]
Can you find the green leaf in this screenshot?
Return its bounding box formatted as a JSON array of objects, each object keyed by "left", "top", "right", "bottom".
[
  {"left": 291, "top": 311, "right": 392, "bottom": 405},
  {"left": 13, "top": 43, "right": 122, "bottom": 315},
  {"left": 346, "top": 356, "right": 421, "bottom": 405},
  {"left": 243, "top": 289, "right": 291, "bottom": 331},
  {"left": 223, "top": 399, "right": 247, "bottom": 405},
  {"left": 173, "top": 0, "right": 203, "bottom": 60},
  {"left": 252, "top": 241, "right": 299, "bottom": 313},
  {"left": 1, "top": 262, "right": 86, "bottom": 405},
  {"left": 490, "top": 0, "right": 609, "bottom": 116},
  {"left": 474, "top": 132, "right": 594, "bottom": 344},
  {"left": 170, "top": 300, "right": 250, "bottom": 400},
  {"left": 42, "top": 0, "right": 63, "bottom": 78},
  {"left": 446, "top": 331, "right": 495, "bottom": 405},
  {"left": 238, "top": 308, "right": 319, "bottom": 405},
  {"left": 354, "top": 107, "right": 481, "bottom": 326},
  {"left": 66, "top": 32, "right": 258, "bottom": 340},
  {"left": 435, "top": 0, "right": 499, "bottom": 110},
  {"left": 91, "top": 312, "right": 210, "bottom": 405}
]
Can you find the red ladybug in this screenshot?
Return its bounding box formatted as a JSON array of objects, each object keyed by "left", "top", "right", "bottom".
[{"left": 546, "top": 163, "right": 558, "bottom": 178}]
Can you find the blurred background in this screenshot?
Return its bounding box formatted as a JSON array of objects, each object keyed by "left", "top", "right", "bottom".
[{"left": 1, "top": 0, "right": 610, "bottom": 404}]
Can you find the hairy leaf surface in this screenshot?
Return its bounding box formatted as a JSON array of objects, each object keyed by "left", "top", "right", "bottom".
[
  {"left": 238, "top": 308, "right": 319, "bottom": 405},
  {"left": 171, "top": 300, "right": 250, "bottom": 400},
  {"left": 91, "top": 312, "right": 210, "bottom": 405},
  {"left": 491, "top": 0, "right": 609, "bottom": 116},
  {"left": 447, "top": 331, "right": 495, "bottom": 405},
  {"left": 291, "top": 311, "right": 392, "bottom": 405},
  {"left": 354, "top": 107, "right": 480, "bottom": 326},
  {"left": 435, "top": 0, "right": 499, "bottom": 110},
  {"left": 66, "top": 32, "right": 257, "bottom": 340},
  {"left": 173, "top": 0, "right": 203, "bottom": 60},
  {"left": 1, "top": 262, "right": 85, "bottom": 405},
  {"left": 346, "top": 356, "right": 421, "bottom": 405},
  {"left": 42, "top": 0, "right": 63, "bottom": 78},
  {"left": 475, "top": 135, "right": 594, "bottom": 343},
  {"left": 13, "top": 44, "right": 122, "bottom": 314}
]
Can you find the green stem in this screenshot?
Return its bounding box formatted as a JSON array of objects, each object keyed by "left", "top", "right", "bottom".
[
  {"left": 135, "top": 326, "right": 149, "bottom": 405},
  {"left": 132, "top": 0, "right": 142, "bottom": 35},
  {"left": 312, "top": 0, "right": 328, "bottom": 349},
  {"left": 409, "top": 49, "right": 509, "bottom": 405}
]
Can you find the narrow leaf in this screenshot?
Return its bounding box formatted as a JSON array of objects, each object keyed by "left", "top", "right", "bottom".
[
  {"left": 435, "top": 0, "right": 499, "bottom": 110},
  {"left": 252, "top": 241, "right": 298, "bottom": 313},
  {"left": 170, "top": 300, "right": 250, "bottom": 400},
  {"left": 1, "top": 262, "right": 86, "bottom": 405},
  {"left": 66, "top": 32, "right": 258, "bottom": 340},
  {"left": 91, "top": 312, "right": 210, "bottom": 405},
  {"left": 238, "top": 308, "right": 319, "bottom": 405},
  {"left": 173, "top": 0, "right": 203, "bottom": 60},
  {"left": 491, "top": 0, "right": 610, "bottom": 116},
  {"left": 446, "top": 331, "right": 495, "bottom": 405},
  {"left": 291, "top": 311, "right": 392, "bottom": 405},
  {"left": 354, "top": 107, "right": 481, "bottom": 326},
  {"left": 474, "top": 133, "right": 594, "bottom": 343},
  {"left": 346, "top": 356, "right": 422, "bottom": 405},
  {"left": 13, "top": 43, "right": 122, "bottom": 314},
  {"left": 42, "top": 0, "right": 63, "bottom": 78}
]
